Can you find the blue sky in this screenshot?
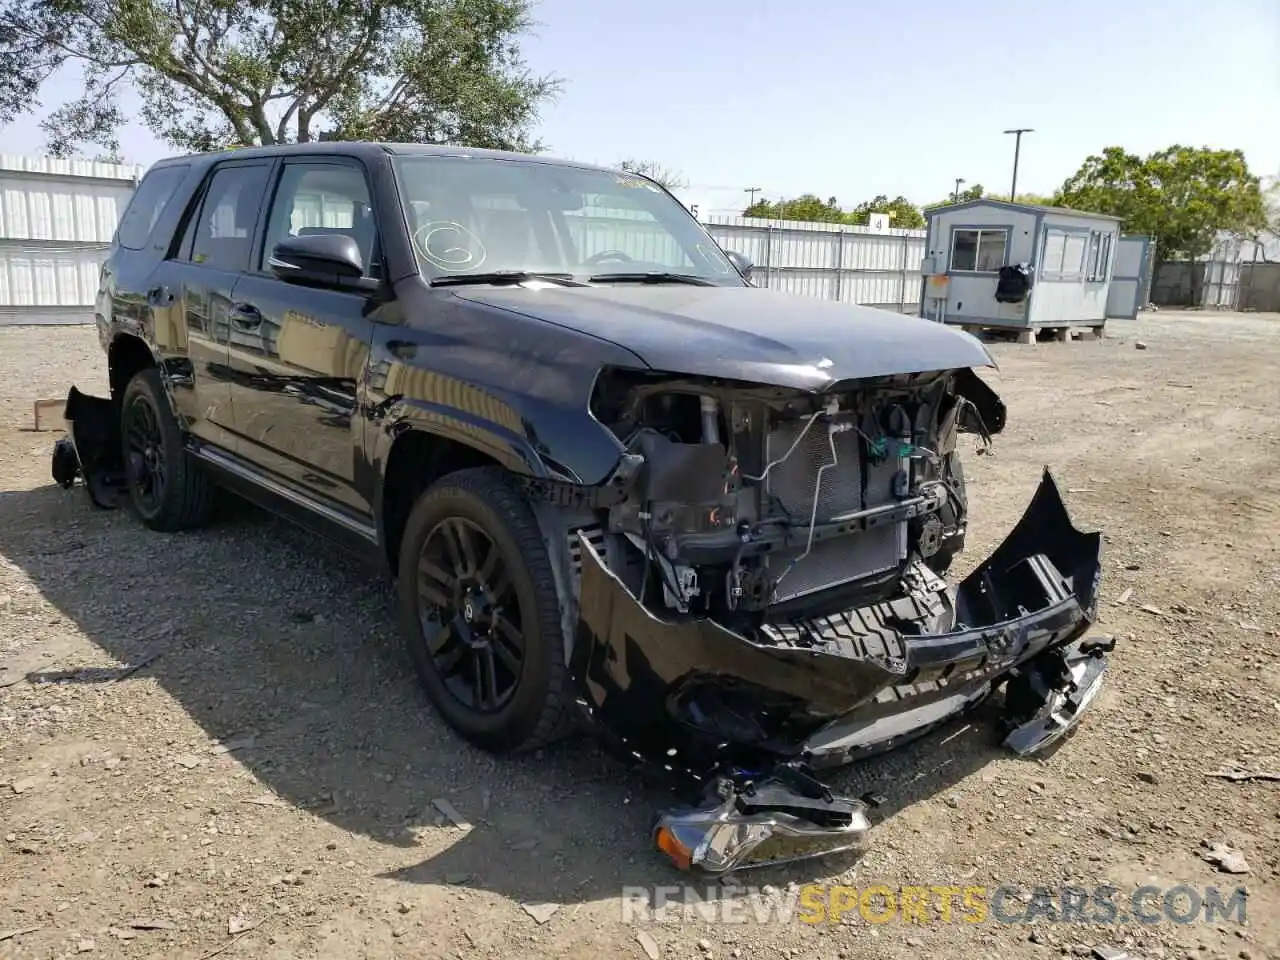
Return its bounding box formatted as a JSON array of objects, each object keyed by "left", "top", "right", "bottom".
[{"left": 4, "top": 0, "right": 1277, "bottom": 215}]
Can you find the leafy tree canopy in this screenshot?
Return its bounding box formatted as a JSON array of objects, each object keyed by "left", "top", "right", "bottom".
[
  {"left": 744, "top": 193, "right": 845, "bottom": 223},
  {"left": 616, "top": 158, "right": 686, "bottom": 191},
  {"left": 744, "top": 193, "right": 924, "bottom": 229},
  {"left": 1054, "top": 146, "right": 1267, "bottom": 260},
  {"left": 924, "top": 183, "right": 985, "bottom": 209},
  {"left": 848, "top": 194, "right": 924, "bottom": 230},
  {"left": 0, "top": 0, "right": 559, "bottom": 157}
]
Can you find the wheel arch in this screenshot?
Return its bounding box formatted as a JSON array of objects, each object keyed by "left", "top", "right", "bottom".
[
  {"left": 108, "top": 333, "right": 158, "bottom": 403},
  {"left": 378, "top": 427, "right": 510, "bottom": 576}
]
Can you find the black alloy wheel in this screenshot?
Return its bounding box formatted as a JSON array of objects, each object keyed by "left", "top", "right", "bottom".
[
  {"left": 417, "top": 516, "right": 524, "bottom": 713},
  {"left": 119, "top": 367, "right": 213, "bottom": 531},
  {"left": 124, "top": 387, "right": 168, "bottom": 514},
  {"left": 396, "top": 466, "right": 576, "bottom": 752}
]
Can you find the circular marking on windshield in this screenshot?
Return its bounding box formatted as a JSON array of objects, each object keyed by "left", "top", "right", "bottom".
[{"left": 415, "top": 220, "right": 487, "bottom": 272}]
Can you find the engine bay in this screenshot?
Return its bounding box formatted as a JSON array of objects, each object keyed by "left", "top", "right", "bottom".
[{"left": 587, "top": 366, "right": 1000, "bottom": 630}]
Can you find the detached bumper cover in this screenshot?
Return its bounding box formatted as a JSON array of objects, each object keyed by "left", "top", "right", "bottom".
[
  {"left": 50, "top": 387, "right": 127, "bottom": 508},
  {"left": 572, "top": 469, "right": 1111, "bottom": 872}
]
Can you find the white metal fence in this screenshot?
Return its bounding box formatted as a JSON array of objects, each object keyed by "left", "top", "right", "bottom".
[
  {"left": 0, "top": 154, "right": 141, "bottom": 325},
  {"left": 1150, "top": 235, "right": 1245, "bottom": 310},
  {"left": 700, "top": 216, "right": 926, "bottom": 313}
]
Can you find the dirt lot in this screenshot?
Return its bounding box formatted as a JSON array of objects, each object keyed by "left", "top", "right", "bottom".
[{"left": 1, "top": 310, "right": 1278, "bottom": 960}]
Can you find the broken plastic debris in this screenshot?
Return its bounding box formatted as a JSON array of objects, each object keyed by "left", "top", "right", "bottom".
[
  {"left": 1200, "top": 842, "right": 1250, "bottom": 874},
  {"left": 228, "top": 916, "right": 256, "bottom": 935},
  {"left": 430, "top": 798, "right": 472, "bottom": 830},
  {"left": 127, "top": 918, "right": 177, "bottom": 930},
  {"left": 1204, "top": 769, "right": 1280, "bottom": 783},
  {"left": 240, "top": 795, "right": 283, "bottom": 806},
  {"left": 520, "top": 902, "right": 559, "bottom": 924},
  {"left": 636, "top": 929, "right": 661, "bottom": 959},
  {"left": 210, "top": 735, "right": 256, "bottom": 755}
]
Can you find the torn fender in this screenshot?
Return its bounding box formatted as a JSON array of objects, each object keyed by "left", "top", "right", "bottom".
[{"left": 571, "top": 469, "right": 1103, "bottom": 776}]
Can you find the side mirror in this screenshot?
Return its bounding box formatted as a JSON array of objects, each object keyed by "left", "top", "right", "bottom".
[
  {"left": 725, "top": 250, "right": 753, "bottom": 281},
  {"left": 268, "top": 234, "right": 380, "bottom": 293}
]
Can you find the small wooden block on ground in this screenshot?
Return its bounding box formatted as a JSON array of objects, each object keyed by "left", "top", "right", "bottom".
[{"left": 32, "top": 398, "right": 66, "bottom": 432}]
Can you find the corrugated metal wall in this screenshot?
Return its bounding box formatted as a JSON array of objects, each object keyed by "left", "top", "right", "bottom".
[
  {"left": 1238, "top": 262, "right": 1280, "bottom": 313},
  {"left": 0, "top": 154, "right": 142, "bottom": 325},
  {"left": 1150, "top": 235, "right": 1244, "bottom": 310},
  {"left": 701, "top": 216, "right": 927, "bottom": 313}
]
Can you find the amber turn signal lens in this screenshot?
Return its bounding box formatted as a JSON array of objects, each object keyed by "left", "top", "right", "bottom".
[{"left": 654, "top": 825, "right": 693, "bottom": 870}]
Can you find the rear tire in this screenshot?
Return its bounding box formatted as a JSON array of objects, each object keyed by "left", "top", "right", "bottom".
[
  {"left": 397, "top": 466, "right": 575, "bottom": 753},
  {"left": 120, "top": 368, "right": 213, "bottom": 532}
]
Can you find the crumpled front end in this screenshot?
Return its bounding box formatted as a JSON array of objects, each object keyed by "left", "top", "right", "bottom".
[{"left": 572, "top": 468, "right": 1110, "bottom": 873}]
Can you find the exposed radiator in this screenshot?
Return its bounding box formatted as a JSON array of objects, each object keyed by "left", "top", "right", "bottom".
[
  {"left": 765, "top": 419, "right": 862, "bottom": 520},
  {"left": 765, "top": 417, "right": 908, "bottom": 604},
  {"left": 770, "top": 524, "right": 903, "bottom": 603}
]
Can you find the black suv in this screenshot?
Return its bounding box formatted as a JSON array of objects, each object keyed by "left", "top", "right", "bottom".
[{"left": 60, "top": 142, "right": 1109, "bottom": 873}]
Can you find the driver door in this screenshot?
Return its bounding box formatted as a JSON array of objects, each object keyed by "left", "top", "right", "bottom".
[{"left": 222, "top": 156, "right": 383, "bottom": 524}]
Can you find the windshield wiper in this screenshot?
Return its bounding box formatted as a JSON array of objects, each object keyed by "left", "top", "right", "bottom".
[
  {"left": 431, "top": 270, "right": 587, "bottom": 288},
  {"left": 588, "top": 271, "right": 716, "bottom": 286}
]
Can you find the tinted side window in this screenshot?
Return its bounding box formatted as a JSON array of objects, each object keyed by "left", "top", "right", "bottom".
[
  {"left": 261, "top": 162, "right": 379, "bottom": 276},
  {"left": 116, "top": 165, "right": 188, "bottom": 250},
  {"left": 188, "top": 163, "right": 272, "bottom": 272}
]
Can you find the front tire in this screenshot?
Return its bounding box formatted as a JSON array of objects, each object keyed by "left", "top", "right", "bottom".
[
  {"left": 397, "top": 466, "right": 575, "bottom": 753},
  {"left": 120, "top": 368, "right": 213, "bottom": 531}
]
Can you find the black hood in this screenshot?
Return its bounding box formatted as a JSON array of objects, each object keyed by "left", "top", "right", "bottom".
[{"left": 449, "top": 284, "right": 995, "bottom": 389}]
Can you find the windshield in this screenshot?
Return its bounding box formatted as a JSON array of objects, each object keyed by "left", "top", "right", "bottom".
[{"left": 391, "top": 156, "right": 743, "bottom": 284}]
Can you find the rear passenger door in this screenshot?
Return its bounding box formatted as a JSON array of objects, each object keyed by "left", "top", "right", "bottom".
[
  {"left": 162, "top": 159, "right": 275, "bottom": 450},
  {"left": 222, "top": 156, "right": 382, "bottom": 524}
]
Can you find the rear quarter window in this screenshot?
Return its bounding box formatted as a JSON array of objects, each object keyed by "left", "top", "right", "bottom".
[{"left": 116, "top": 165, "right": 190, "bottom": 250}]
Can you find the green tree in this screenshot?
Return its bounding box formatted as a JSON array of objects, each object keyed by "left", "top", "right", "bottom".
[
  {"left": 1014, "top": 192, "right": 1054, "bottom": 206},
  {"left": 926, "top": 183, "right": 985, "bottom": 208},
  {"left": 743, "top": 192, "right": 926, "bottom": 229},
  {"left": 616, "top": 159, "right": 687, "bottom": 191},
  {"left": 848, "top": 194, "right": 925, "bottom": 229},
  {"left": 744, "top": 193, "right": 847, "bottom": 223},
  {"left": 0, "top": 0, "right": 558, "bottom": 157},
  {"left": 1055, "top": 145, "right": 1267, "bottom": 288}
]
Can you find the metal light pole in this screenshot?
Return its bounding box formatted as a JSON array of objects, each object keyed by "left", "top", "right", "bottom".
[
  {"left": 744, "top": 186, "right": 762, "bottom": 208},
  {"left": 1003, "top": 128, "right": 1033, "bottom": 201},
  {"left": 952, "top": 177, "right": 966, "bottom": 203}
]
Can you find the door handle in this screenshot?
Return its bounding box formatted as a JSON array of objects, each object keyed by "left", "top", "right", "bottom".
[{"left": 229, "top": 302, "right": 263, "bottom": 328}]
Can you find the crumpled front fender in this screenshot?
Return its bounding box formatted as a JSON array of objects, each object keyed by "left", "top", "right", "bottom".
[{"left": 571, "top": 468, "right": 1104, "bottom": 776}]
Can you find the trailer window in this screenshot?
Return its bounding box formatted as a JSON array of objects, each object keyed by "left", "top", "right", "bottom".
[{"left": 950, "top": 228, "right": 1007, "bottom": 273}]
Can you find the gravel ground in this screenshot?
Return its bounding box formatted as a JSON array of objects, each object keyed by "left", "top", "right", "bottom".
[{"left": 1, "top": 310, "right": 1278, "bottom": 960}]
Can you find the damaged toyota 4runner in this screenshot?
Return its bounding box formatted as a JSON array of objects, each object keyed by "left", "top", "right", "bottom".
[{"left": 56, "top": 143, "right": 1112, "bottom": 874}]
